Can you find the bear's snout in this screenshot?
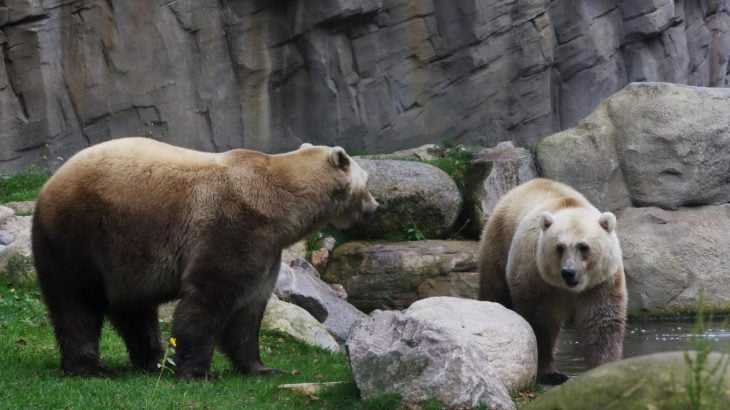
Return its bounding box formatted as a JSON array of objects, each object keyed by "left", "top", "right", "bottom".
[{"left": 561, "top": 268, "right": 578, "bottom": 287}]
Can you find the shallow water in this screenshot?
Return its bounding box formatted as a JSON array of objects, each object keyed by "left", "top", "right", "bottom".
[{"left": 556, "top": 318, "right": 730, "bottom": 376}]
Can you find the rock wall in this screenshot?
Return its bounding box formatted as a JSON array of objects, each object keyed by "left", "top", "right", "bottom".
[{"left": 1, "top": 0, "right": 729, "bottom": 173}]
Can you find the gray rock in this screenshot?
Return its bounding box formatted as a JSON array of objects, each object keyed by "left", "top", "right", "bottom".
[
  {"left": 4, "top": 2, "right": 729, "bottom": 174},
  {"left": 347, "top": 159, "right": 462, "bottom": 239},
  {"left": 449, "top": 271, "right": 480, "bottom": 300},
  {"left": 262, "top": 296, "right": 342, "bottom": 352},
  {"left": 0, "top": 215, "right": 31, "bottom": 256},
  {"left": 347, "top": 309, "right": 515, "bottom": 410},
  {"left": 610, "top": 83, "right": 730, "bottom": 209},
  {"left": 407, "top": 297, "right": 537, "bottom": 392},
  {"left": 529, "top": 351, "right": 730, "bottom": 409},
  {"left": 2, "top": 201, "right": 36, "bottom": 215},
  {"left": 0, "top": 206, "right": 14, "bottom": 223},
  {"left": 463, "top": 141, "right": 538, "bottom": 237},
  {"left": 282, "top": 241, "right": 307, "bottom": 266},
  {"left": 0, "top": 230, "right": 12, "bottom": 246},
  {"left": 618, "top": 204, "right": 730, "bottom": 315},
  {"left": 0, "top": 214, "right": 33, "bottom": 275},
  {"left": 275, "top": 261, "right": 366, "bottom": 342},
  {"left": 323, "top": 240, "right": 479, "bottom": 312},
  {"left": 361, "top": 144, "right": 445, "bottom": 162},
  {"left": 538, "top": 83, "right": 730, "bottom": 211}
]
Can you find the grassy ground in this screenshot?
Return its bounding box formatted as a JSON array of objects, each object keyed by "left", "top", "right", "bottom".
[
  {"left": 0, "top": 283, "right": 402, "bottom": 409},
  {"left": 0, "top": 171, "right": 49, "bottom": 204}
]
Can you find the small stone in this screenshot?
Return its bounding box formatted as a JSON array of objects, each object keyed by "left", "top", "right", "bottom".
[
  {"left": 328, "top": 284, "right": 348, "bottom": 300},
  {"left": 0, "top": 230, "right": 13, "bottom": 246},
  {"left": 310, "top": 249, "right": 329, "bottom": 272}
]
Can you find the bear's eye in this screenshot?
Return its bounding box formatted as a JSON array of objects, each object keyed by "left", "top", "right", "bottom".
[
  {"left": 578, "top": 243, "right": 591, "bottom": 254},
  {"left": 556, "top": 243, "right": 565, "bottom": 254}
]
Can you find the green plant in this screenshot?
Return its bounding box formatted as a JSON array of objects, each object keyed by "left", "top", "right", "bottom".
[
  {"left": 404, "top": 223, "right": 425, "bottom": 241},
  {"left": 0, "top": 170, "right": 50, "bottom": 203},
  {"left": 427, "top": 145, "right": 474, "bottom": 193},
  {"left": 684, "top": 294, "right": 730, "bottom": 410},
  {"left": 304, "top": 231, "right": 324, "bottom": 260}
]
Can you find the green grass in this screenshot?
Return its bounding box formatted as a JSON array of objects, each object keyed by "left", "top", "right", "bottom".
[
  {"left": 0, "top": 171, "right": 49, "bottom": 203},
  {"left": 684, "top": 294, "right": 730, "bottom": 410},
  {"left": 0, "top": 283, "right": 389, "bottom": 409}
]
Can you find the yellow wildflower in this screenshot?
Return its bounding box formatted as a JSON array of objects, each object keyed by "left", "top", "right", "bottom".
[{"left": 169, "top": 337, "right": 177, "bottom": 348}]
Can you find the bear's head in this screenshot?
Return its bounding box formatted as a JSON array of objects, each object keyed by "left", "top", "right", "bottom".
[
  {"left": 298, "top": 143, "right": 379, "bottom": 229},
  {"left": 536, "top": 208, "right": 622, "bottom": 293}
]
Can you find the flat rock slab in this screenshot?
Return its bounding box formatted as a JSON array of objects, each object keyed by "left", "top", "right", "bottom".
[{"left": 324, "top": 240, "right": 479, "bottom": 312}]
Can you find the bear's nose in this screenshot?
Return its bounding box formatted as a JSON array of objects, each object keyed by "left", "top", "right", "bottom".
[{"left": 561, "top": 268, "right": 578, "bottom": 286}]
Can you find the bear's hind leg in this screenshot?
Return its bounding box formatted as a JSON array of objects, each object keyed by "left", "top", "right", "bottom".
[
  {"left": 219, "top": 300, "right": 283, "bottom": 375},
  {"left": 46, "top": 295, "right": 108, "bottom": 376},
  {"left": 477, "top": 235, "right": 512, "bottom": 306},
  {"left": 108, "top": 308, "right": 163, "bottom": 371}
]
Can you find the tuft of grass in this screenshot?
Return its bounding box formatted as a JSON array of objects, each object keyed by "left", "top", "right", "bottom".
[
  {"left": 0, "top": 171, "right": 50, "bottom": 204},
  {"left": 684, "top": 293, "right": 730, "bottom": 410}
]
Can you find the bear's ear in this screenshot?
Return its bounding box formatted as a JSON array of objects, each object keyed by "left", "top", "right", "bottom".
[
  {"left": 599, "top": 212, "right": 616, "bottom": 233},
  {"left": 540, "top": 211, "right": 554, "bottom": 231},
  {"left": 299, "top": 142, "right": 314, "bottom": 150},
  {"left": 330, "top": 146, "right": 351, "bottom": 170}
]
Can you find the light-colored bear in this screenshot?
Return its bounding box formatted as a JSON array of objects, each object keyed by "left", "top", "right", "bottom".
[
  {"left": 477, "top": 178, "right": 626, "bottom": 384},
  {"left": 32, "top": 137, "right": 378, "bottom": 379}
]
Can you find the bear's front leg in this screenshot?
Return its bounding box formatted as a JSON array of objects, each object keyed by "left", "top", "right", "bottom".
[
  {"left": 219, "top": 299, "right": 283, "bottom": 375},
  {"left": 219, "top": 257, "right": 284, "bottom": 376},
  {"left": 172, "top": 292, "right": 232, "bottom": 381},
  {"left": 576, "top": 278, "right": 627, "bottom": 368},
  {"left": 531, "top": 317, "right": 569, "bottom": 385},
  {"left": 512, "top": 290, "right": 570, "bottom": 385}
]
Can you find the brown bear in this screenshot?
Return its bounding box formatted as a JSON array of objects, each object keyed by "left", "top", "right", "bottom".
[
  {"left": 477, "top": 178, "right": 626, "bottom": 385},
  {"left": 31, "top": 137, "right": 378, "bottom": 380}
]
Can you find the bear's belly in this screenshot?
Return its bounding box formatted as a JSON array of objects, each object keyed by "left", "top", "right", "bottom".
[{"left": 102, "top": 265, "right": 183, "bottom": 309}]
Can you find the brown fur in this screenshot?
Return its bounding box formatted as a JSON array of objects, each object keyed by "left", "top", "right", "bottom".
[
  {"left": 32, "top": 137, "right": 377, "bottom": 379},
  {"left": 477, "top": 178, "right": 626, "bottom": 385}
]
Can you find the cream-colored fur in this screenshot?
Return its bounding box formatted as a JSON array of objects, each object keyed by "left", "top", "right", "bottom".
[{"left": 477, "top": 178, "right": 626, "bottom": 384}]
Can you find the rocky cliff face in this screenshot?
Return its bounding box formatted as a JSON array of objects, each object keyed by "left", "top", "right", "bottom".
[{"left": 1, "top": 0, "right": 728, "bottom": 172}]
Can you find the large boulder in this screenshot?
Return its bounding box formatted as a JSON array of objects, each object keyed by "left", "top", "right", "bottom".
[
  {"left": 347, "top": 308, "right": 515, "bottom": 410},
  {"left": 274, "top": 260, "right": 366, "bottom": 342},
  {"left": 323, "top": 240, "right": 479, "bottom": 312},
  {"left": 261, "top": 296, "right": 342, "bottom": 353},
  {"left": 463, "top": 141, "right": 538, "bottom": 237},
  {"left": 407, "top": 297, "right": 537, "bottom": 391},
  {"left": 529, "top": 351, "right": 730, "bottom": 409},
  {"left": 538, "top": 83, "right": 730, "bottom": 211},
  {"left": 618, "top": 204, "right": 730, "bottom": 315},
  {"left": 347, "top": 159, "right": 462, "bottom": 239}
]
